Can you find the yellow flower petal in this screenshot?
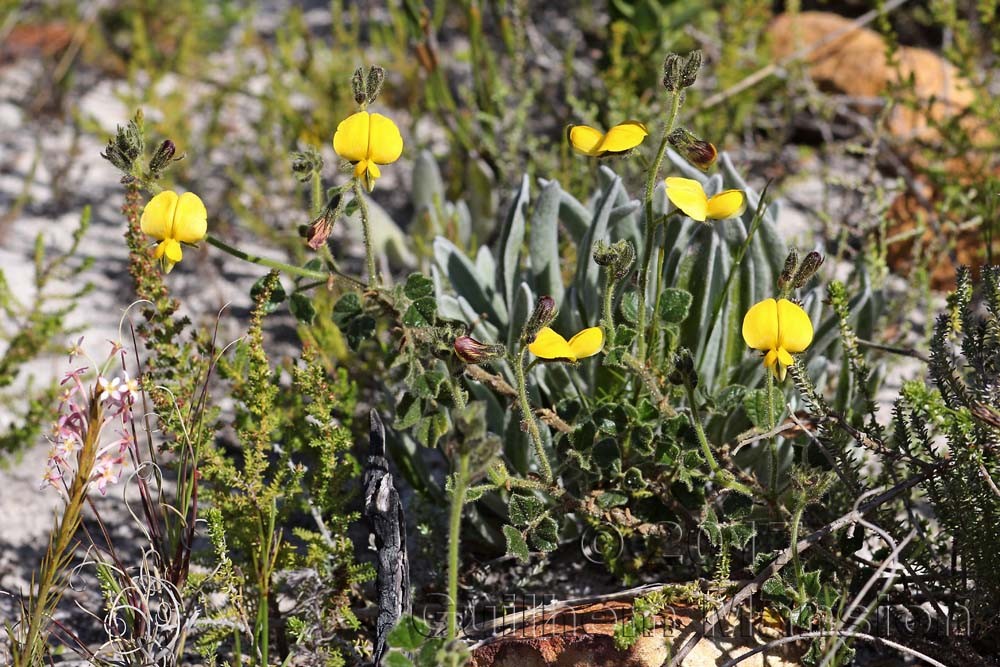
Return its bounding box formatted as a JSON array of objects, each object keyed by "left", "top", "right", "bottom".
[
  {"left": 776, "top": 347, "right": 794, "bottom": 367},
  {"left": 367, "top": 113, "right": 403, "bottom": 164},
  {"left": 665, "top": 177, "right": 709, "bottom": 222},
  {"left": 597, "top": 121, "right": 648, "bottom": 154},
  {"left": 333, "top": 111, "right": 370, "bottom": 163},
  {"left": 742, "top": 298, "right": 779, "bottom": 352},
  {"left": 528, "top": 327, "right": 576, "bottom": 360},
  {"left": 568, "top": 125, "right": 606, "bottom": 156},
  {"left": 363, "top": 161, "right": 381, "bottom": 192},
  {"left": 567, "top": 327, "right": 604, "bottom": 359},
  {"left": 776, "top": 299, "right": 814, "bottom": 353},
  {"left": 171, "top": 192, "right": 208, "bottom": 244},
  {"left": 706, "top": 190, "right": 747, "bottom": 219},
  {"left": 764, "top": 348, "right": 779, "bottom": 368},
  {"left": 140, "top": 191, "right": 178, "bottom": 241},
  {"left": 161, "top": 238, "right": 183, "bottom": 263}
]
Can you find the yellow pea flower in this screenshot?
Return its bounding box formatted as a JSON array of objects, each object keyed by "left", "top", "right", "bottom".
[
  {"left": 333, "top": 110, "right": 403, "bottom": 191},
  {"left": 665, "top": 176, "right": 747, "bottom": 222},
  {"left": 139, "top": 190, "right": 208, "bottom": 273},
  {"left": 742, "top": 298, "right": 814, "bottom": 381},
  {"left": 528, "top": 326, "right": 604, "bottom": 361},
  {"left": 568, "top": 121, "right": 648, "bottom": 157}
]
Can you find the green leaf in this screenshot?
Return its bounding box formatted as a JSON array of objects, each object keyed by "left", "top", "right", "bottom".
[
  {"left": 251, "top": 275, "right": 286, "bottom": 314},
  {"left": 529, "top": 181, "right": 562, "bottom": 307},
  {"left": 387, "top": 615, "right": 430, "bottom": 650},
  {"left": 620, "top": 291, "right": 639, "bottom": 324},
  {"left": 509, "top": 493, "right": 545, "bottom": 526},
  {"left": 529, "top": 516, "right": 559, "bottom": 552},
  {"left": 404, "top": 272, "right": 435, "bottom": 300},
  {"left": 497, "top": 175, "right": 529, "bottom": 310},
  {"left": 503, "top": 524, "right": 530, "bottom": 562},
  {"left": 395, "top": 394, "right": 423, "bottom": 430},
  {"left": 743, "top": 386, "right": 785, "bottom": 429},
  {"left": 658, "top": 288, "right": 693, "bottom": 324},
  {"left": 332, "top": 292, "right": 362, "bottom": 326},
  {"left": 385, "top": 653, "right": 414, "bottom": 667},
  {"left": 289, "top": 292, "right": 316, "bottom": 324},
  {"left": 403, "top": 297, "right": 437, "bottom": 327},
  {"left": 597, "top": 491, "right": 629, "bottom": 509},
  {"left": 761, "top": 576, "right": 787, "bottom": 598},
  {"left": 411, "top": 370, "right": 445, "bottom": 400}
]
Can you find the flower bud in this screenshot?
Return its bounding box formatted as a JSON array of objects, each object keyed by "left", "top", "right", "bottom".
[
  {"left": 303, "top": 193, "right": 340, "bottom": 249},
  {"left": 663, "top": 51, "right": 702, "bottom": 91},
  {"left": 522, "top": 295, "right": 557, "bottom": 343},
  {"left": 594, "top": 240, "right": 636, "bottom": 281},
  {"left": 291, "top": 148, "right": 323, "bottom": 182},
  {"left": 680, "top": 50, "right": 703, "bottom": 88},
  {"left": 667, "top": 348, "right": 697, "bottom": 388},
  {"left": 149, "top": 139, "right": 178, "bottom": 175},
  {"left": 454, "top": 336, "right": 506, "bottom": 364},
  {"left": 792, "top": 251, "right": 824, "bottom": 288},
  {"left": 668, "top": 128, "right": 717, "bottom": 171},
  {"left": 662, "top": 53, "right": 683, "bottom": 91},
  {"left": 351, "top": 66, "right": 366, "bottom": 105},
  {"left": 777, "top": 249, "right": 799, "bottom": 290},
  {"left": 365, "top": 65, "right": 386, "bottom": 104}
]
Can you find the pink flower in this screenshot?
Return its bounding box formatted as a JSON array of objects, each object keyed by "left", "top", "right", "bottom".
[
  {"left": 90, "top": 456, "right": 121, "bottom": 495},
  {"left": 40, "top": 464, "right": 63, "bottom": 490}
]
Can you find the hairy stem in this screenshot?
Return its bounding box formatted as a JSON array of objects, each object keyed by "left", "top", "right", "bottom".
[
  {"left": 205, "top": 235, "right": 327, "bottom": 281},
  {"left": 447, "top": 452, "right": 471, "bottom": 641},
  {"left": 637, "top": 90, "right": 683, "bottom": 362},
  {"left": 352, "top": 180, "right": 379, "bottom": 288},
  {"left": 512, "top": 347, "right": 552, "bottom": 483},
  {"left": 685, "top": 383, "right": 720, "bottom": 474}
]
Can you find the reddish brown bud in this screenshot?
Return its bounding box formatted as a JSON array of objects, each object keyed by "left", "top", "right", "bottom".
[{"left": 454, "top": 336, "right": 506, "bottom": 364}]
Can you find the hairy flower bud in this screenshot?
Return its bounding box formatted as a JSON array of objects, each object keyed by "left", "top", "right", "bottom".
[
  {"left": 522, "top": 295, "right": 557, "bottom": 343},
  {"left": 351, "top": 66, "right": 366, "bottom": 105},
  {"left": 594, "top": 240, "right": 636, "bottom": 282},
  {"left": 680, "top": 50, "right": 703, "bottom": 88},
  {"left": 668, "top": 128, "right": 717, "bottom": 171},
  {"left": 303, "top": 192, "right": 341, "bottom": 249},
  {"left": 777, "top": 248, "right": 799, "bottom": 290},
  {"left": 366, "top": 65, "right": 386, "bottom": 104},
  {"left": 667, "top": 348, "right": 698, "bottom": 388},
  {"left": 454, "top": 336, "right": 506, "bottom": 364},
  {"left": 149, "top": 139, "right": 178, "bottom": 175},
  {"left": 662, "top": 53, "right": 683, "bottom": 91},
  {"left": 792, "top": 251, "right": 825, "bottom": 288},
  {"left": 663, "top": 50, "right": 702, "bottom": 91},
  {"left": 291, "top": 147, "right": 324, "bottom": 182}
]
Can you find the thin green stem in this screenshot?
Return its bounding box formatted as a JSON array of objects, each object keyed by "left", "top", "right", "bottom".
[
  {"left": 310, "top": 171, "right": 324, "bottom": 218},
  {"left": 512, "top": 347, "right": 552, "bottom": 483},
  {"left": 684, "top": 383, "right": 720, "bottom": 474},
  {"left": 790, "top": 504, "right": 805, "bottom": 598},
  {"left": 637, "top": 90, "right": 683, "bottom": 363},
  {"left": 601, "top": 270, "right": 615, "bottom": 344},
  {"left": 446, "top": 453, "right": 471, "bottom": 641},
  {"left": 206, "top": 235, "right": 327, "bottom": 281},
  {"left": 352, "top": 179, "right": 379, "bottom": 288},
  {"left": 766, "top": 370, "right": 778, "bottom": 495}
]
